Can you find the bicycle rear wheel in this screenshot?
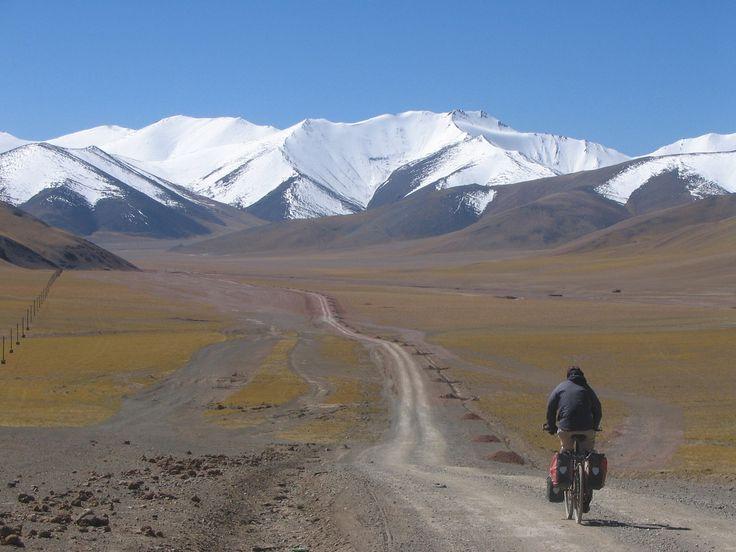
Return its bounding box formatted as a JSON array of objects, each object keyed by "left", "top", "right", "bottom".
[
  {"left": 575, "top": 462, "right": 585, "bottom": 524},
  {"left": 564, "top": 489, "right": 574, "bottom": 519}
]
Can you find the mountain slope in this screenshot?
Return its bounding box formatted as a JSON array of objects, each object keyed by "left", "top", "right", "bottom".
[
  {"left": 0, "top": 201, "right": 136, "bottom": 270},
  {"left": 561, "top": 193, "right": 736, "bottom": 255},
  {"left": 48, "top": 125, "right": 135, "bottom": 149},
  {"left": 0, "top": 132, "right": 27, "bottom": 154},
  {"left": 368, "top": 136, "right": 555, "bottom": 208},
  {"left": 0, "top": 143, "right": 239, "bottom": 237},
  {"left": 595, "top": 152, "right": 736, "bottom": 211},
  {"left": 194, "top": 110, "right": 629, "bottom": 219},
  {"left": 178, "top": 149, "right": 736, "bottom": 255},
  {"left": 177, "top": 185, "right": 495, "bottom": 254},
  {"left": 58, "top": 116, "right": 280, "bottom": 185},
  {"left": 28, "top": 110, "right": 629, "bottom": 221},
  {"left": 649, "top": 132, "right": 736, "bottom": 156}
]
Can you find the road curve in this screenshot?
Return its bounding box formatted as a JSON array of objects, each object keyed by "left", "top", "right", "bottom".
[{"left": 309, "top": 291, "right": 736, "bottom": 552}]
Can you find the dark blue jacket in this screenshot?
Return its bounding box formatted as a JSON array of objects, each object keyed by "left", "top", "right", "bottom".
[{"left": 546, "top": 373, "right": 602, "bottom": 432}]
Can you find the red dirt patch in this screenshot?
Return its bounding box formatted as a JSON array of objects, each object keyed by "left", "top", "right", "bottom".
[
  {"left": 488, "top": 451, "right": 525, "bottom": 465},
  {"left": 473, "top": 434, "right": 500, "bottom": 443},
  {"left": 461, "top": 412, "right": 482, "bottom": 420}
]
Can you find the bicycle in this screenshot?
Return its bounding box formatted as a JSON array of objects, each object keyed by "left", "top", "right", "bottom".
[
  {"left": 544, "top": 424, "right": 601, "bottom": 524},
  {"left": 563, "top": 434, "right": 589, "bottom": 524}
]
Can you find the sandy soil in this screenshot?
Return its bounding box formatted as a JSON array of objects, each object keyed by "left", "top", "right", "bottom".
[{"left": 0, "top": 270, "right": 734, "bottom": 551}]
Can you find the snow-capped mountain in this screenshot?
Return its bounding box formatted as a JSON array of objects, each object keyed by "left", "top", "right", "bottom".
[
  {"left": 369, "top": 135, "right": 557, "bottom": 208},
  {"left": 0, "top": 143, "right": 224, "bottom": 237},
  {"left": 188, "top": 110, "right": 630, "bottom": 219},
  {"left": 2, "top": 110, "right": 630, "bottom": 221},
  {"left": 595, "top": 151, "right": 736, "bottom": 208},
  {"left": 48, "top": 125, "right": 136, "bottom": 149},
  {"left": 6, "top": 110, "right": 733, "bottom": 229},
  {"left": 50, "top": 116, "right": 280, "bottom": 186},
  {"left": 0, "top": 131, "right": 27, "bottom": 154},
  {"left": 649, "top": 132, "right": 736, "bottom": 157}
]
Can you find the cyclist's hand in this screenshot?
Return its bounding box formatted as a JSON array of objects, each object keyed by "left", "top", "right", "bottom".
[{"left": 542, "top": 422, "right": 557, "bottom": 435}]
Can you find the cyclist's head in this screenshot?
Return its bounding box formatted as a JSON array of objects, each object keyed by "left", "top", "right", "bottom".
[{"left": 567, "top": 365, "right": 585, "bottom": 379}]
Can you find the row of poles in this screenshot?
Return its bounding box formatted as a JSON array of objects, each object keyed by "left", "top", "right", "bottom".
[{"left": 1, "top": 269, "right": 62, "bottom": 365}]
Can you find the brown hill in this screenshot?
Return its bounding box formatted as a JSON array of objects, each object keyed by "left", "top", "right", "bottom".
[
  {"left": 0, "top": 202, "right": 137, "bottom": 270},
  {"left": 426, "top": 189, "right": 629, "bottom": 252},
  {"left": 561, "top": 194, "right": 736, "bottom": 255},
  {"left": 177, "top": 185, "right": 489, "bottom": 254}
]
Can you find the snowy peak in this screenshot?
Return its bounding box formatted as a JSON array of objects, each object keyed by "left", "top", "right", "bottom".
[
  {"left": 0, "top": 142, "right": 117, "bottom": 205},
  {"left": 48, "top": 125, "right": 135, "bottom": 149},
  {"left": 0, "top": 110, "right": 634, "bottom": 221},
  {"left": 84, "top": 115, "right": 280, "bottom": 162},
  {"left": 594, "top": 151, "right": 736, "bottom": 209},
  {"left": 649, "top": 132, "right": 736, "bottom": 157},
  {"left": 0, "top": 142, "right": 222, "bottom": 237},
  {"left": 369, "top": 135, "right": 556, "bottom": 208},
  {"left": 0, "top": 131, "right": 28, "bottom": 154},
  {"left": 446, "top": 110, "right": 629, "bottom": 174}
]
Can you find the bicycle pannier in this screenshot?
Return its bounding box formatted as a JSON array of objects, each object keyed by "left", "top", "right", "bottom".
[
  {"left": 546, "top": 475, "right": 564, "bottom": 502},
  {"left": 585, "top": 452, "right": 608, "bottom": 490},
  {"left": 549, "top": 451, "right": 572, "bottom": 490}
]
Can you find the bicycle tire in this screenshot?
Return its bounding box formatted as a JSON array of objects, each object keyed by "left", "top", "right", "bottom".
[
  {"left": 564, "top": 488, "right": 574, "bottom": 519},
  {"left": 575, "top": 461, "right": 585, "bottom": 524}
]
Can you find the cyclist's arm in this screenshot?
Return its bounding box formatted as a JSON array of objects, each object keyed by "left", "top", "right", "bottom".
[
  {"left": 546, "top": 387, "right": 561, "bottom": 433},
  {"left": 590, "top": 388, "right": 602, "bottom": 430}
]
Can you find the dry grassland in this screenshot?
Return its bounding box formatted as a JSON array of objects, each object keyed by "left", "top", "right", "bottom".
[
  {"left": 278, "top": 335, "right": 383, "bottom": 443},
  {"left": 208, "top": 336, "right": 307, "bottom": 428},
  {"left": 0, "top": 270, "right": 225, "bottom": 426},
  {"left": 0, "top": 266, "right": 53, "bottom": 333},
  {"left": 298, "top": 283, "right": 735, "bottom": 473}
]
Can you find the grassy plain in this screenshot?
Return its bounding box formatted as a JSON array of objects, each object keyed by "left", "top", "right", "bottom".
[
  {"left": 208, "top": 335, "right": 307, "bottom": 428},
  {"left": 0, "top": 268, "right": 225, "bottom": 426},
  {"left": 104, "top": 242, "right": 736, "bottom": 473},
  {"left": 278, "top": 335, "right": 383, "bottom": 443},
  {"left": 314, "top": 284, "right": 736, "bottom": 473},
  {"left": 213, "top": 255, "right": 734, "bottom": 473}
]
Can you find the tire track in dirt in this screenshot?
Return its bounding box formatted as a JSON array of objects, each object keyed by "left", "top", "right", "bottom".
[
  {"left": 306, "top": 290, "right": 736, "bottom": 552},
  {"left": 308, "top": 292, "right": 627, "bottom": 551}
]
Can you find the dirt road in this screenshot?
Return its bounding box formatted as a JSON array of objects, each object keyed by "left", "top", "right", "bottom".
[
  {"left": 308, "top": 292, "right": 736, "bottom": 551},
  {"left": 0, "top": 272, "right": 733, "bottom": 551}
]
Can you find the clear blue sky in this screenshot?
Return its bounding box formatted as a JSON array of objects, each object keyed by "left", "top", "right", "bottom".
[{"left": 1, "top": 0, "right": 734, "bottom": 154}]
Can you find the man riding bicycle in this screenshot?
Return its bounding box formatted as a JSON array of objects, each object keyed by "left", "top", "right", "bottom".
[
  {"left": 545, "top": 366, "right": 602, "bottom": 512},
  {"left": 546, "top": 366, "right": 602, "bottom": 452}
]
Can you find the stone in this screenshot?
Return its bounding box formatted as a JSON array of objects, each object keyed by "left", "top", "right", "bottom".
[{"left": 1, "top": 534, "right": 24, "bottom": 547}]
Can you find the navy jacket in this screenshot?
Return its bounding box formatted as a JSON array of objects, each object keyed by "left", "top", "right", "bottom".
[{"left": 546, "top": 373, "right": 602, "bottom": 432}]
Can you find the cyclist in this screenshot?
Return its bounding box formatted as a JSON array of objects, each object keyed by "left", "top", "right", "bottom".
[{"left": 546, "top": 366, "right": 602, "bottom": 511}]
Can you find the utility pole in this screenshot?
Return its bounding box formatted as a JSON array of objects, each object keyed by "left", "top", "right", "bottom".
[
  {"left": 16, "top": 322, "right": 21, "bottom": 344},
  {"left": 9, "top": 328, "right": 14, "bottom": 353},
  {"left": 1, "top": 336, "right": 5, "bottom": 364}
]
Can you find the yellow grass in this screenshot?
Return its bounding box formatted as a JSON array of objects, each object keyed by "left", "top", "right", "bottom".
[
  {"left": 0, "top": 270, "right": 226, "bottom": 426},
  {"left": 279, "top": 335, "right": 384, "bottom": 443},
  {"left": 208, "top": 336, "right": 308, "bottom": 428},
  {"left": 0, "top": 266, "right": 53, "bottom": 333},
  {"left": 0, "top": 331, "right": 222, "bottom": 426},
  {"left": 311, "top": 285, "right": 736, "bottom": 473}
]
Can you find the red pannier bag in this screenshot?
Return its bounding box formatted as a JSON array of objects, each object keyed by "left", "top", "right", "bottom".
[
  {"left": 549, "top": 451, "right": 572, "bottom": 490},
  {"left": 585, "top": 452, "right": 608, "bottom": 490}
]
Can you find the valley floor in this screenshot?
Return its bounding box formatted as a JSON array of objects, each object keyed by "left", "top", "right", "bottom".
[{"left": 0, "top": 249, "right": 734, "bottom": 551}]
